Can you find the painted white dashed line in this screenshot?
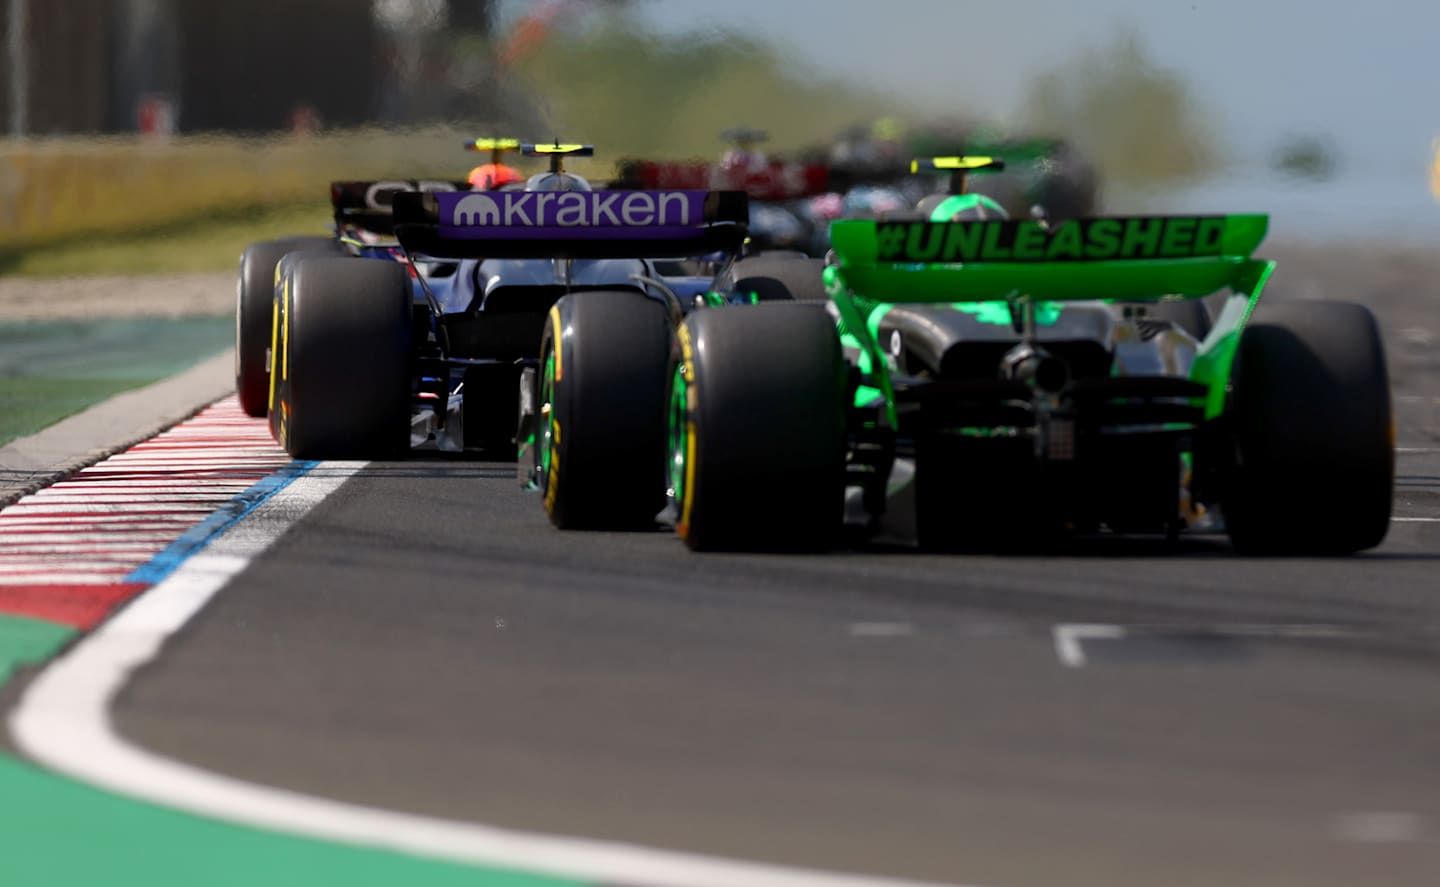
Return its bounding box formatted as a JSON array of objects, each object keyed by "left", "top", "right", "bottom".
[
  {"left": 848, "top": 621, "right": 916, "bottom": 638},
  {"left": 1052, "top": 624, "right": 1127, "bottom": 668},
  {"left": 1330, "top": 811, "right": 1428, "bottom": 844},
  {"left": 12, "top": 461, "right": 981, "bottom": 887},
  {"left": 1393, "top": 517, "right": 1440, "bottom": 523},
  {"left": 1396, "top": 448, "right": 1439, "bottom": 454}
]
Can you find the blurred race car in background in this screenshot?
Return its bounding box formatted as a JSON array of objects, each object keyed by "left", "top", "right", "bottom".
[
  {"left": 829, "top": 119, "right": 1101, "bottom": 221},
  {"left": 610, "top": 143, "right": 828, "bottom": 253}
]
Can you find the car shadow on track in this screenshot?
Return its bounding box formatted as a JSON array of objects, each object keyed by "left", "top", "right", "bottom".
[
  {"left": 856, "top": 534, "right": 1440, "bottom": 561},
  {"left": 339, "top": 453, "right": 518, "bottom": 482}
]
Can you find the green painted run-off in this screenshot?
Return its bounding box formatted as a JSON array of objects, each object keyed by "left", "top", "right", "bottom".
[
  {"left": 0, "top": 316, "right": 234, "bottom": 446},
  {"left": 0, "top": 593, "right": 588, "bottom": 886}
]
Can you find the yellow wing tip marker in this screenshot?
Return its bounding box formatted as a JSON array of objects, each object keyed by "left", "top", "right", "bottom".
[
  {"left": 522, "top": 141, "right": 596, "bottom": 174},
  {"left": 465, "top": 137, "right": 524, "bottom": 166},
  {"left": 910, "top": 156, "right": 1004, "bottom": 173},
  {"left": 468, "top": 137, "right": 522, "bottom": 152},
  {"left": 910, "top": 156, "right": 1006, "bottom": 194}
]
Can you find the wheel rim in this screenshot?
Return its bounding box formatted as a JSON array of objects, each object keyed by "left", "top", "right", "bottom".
[{"left": 666, "top": 361, "right": 690, "bottom": 529}]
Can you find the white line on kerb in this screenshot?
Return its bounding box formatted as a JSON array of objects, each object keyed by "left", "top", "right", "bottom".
[
  {"left": 9, "top": 461, "right": 978, "bottom": 887},
  {"left": 1052, "top": 624, "right": 1126, "bottom": 668}
]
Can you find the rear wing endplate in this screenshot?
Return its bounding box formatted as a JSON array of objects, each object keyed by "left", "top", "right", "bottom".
[
  {"left": 392, "top": 189, "right": 750, "bottom": 259},
  {"left": 331, "top": 180, "right": 470, "bottom": 235}
]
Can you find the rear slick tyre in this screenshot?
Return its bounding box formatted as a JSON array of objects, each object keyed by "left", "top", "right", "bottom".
[
  {"left": 269, "top": 257, "right": 412, "bottom": 459},
  {"left": 534, "top": 290, "right": 673, "bottom": 529},
  {"left": 1223, "top": 301, "right": 1393, "bottom": 555},
  {"left": 235, "top": 235, "right": 339, "bottom": 417},
  {"left": 670, "top": 304, "right": 847, "bottom": 552}
]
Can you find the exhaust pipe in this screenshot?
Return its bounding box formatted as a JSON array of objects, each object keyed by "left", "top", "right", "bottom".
[{"left": 1001, "top": 343, "right": 1069, "bottom": 393}]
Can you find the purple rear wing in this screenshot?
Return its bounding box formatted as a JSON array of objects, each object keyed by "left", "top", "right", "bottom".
[{"left": 393, "top": 190, "right": 749, "bottom": 259}]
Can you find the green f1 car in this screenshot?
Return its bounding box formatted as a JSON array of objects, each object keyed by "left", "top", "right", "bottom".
[{"left": 667, "top": 206, "right": 1395, "bottom": 554}]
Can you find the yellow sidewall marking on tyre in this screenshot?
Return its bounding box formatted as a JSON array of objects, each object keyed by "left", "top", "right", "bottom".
[
  {"left": 266, "top": 282, "right": 282, "bottom": 412},
  {"left": 548, "top": 306, "right": 564, "bottom": 382},
  {"left": 675, "top": 322, "right": 699, "bottom": 539},
  {"left": 543, "top": 419, "right": 561, "bottom": 514},
  {"left": 678, "top": 419, "right": 698, "bottom": 539},
  {"left": 281, "top": 276, "right": 291, "bottom": 382}
]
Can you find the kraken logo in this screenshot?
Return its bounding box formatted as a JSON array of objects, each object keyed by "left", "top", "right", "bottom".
[{"left": 452, "top": 194, "right": 502, "bottom": 226}]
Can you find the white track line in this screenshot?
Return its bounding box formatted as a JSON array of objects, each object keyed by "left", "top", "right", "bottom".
[
  {"left": 1052, "top": 624, "right": 1127, "bottom": 668},
  {"left": 1330, "top": 811, "right": 1428, "bottom": 844},
  {"left": 848, "top": 622, "right": 916, "bottom": 637},
  {"left": 1393, "top": 517, "right": 1440, "bottom": 522},
  {"left": 10, "top": 461, "right": 972, "bottom": 887}
]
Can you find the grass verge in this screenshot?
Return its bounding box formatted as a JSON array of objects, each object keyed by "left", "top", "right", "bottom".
[{"left": 0, "top": 202, "right": 331, "bottom": 278}]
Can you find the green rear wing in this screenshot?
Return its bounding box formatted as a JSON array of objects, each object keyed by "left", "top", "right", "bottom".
[
  {"left": 828, "top": 215, "right": 1270, "bottom": 302},
  {"left": 825, "top": 214, "right": 1277, "bottom": 424}
]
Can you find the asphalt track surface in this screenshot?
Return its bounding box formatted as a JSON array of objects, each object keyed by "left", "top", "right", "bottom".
[
  {"left": 45, "top": 247, "right": 1433, "bottom": 887},
  {"left": 103, "top": 404, "right": 1440, "bottom": 887}
]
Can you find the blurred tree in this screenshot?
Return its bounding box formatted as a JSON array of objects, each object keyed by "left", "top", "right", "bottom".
[
  {"left": 1019, "top": 27, "right": 1219, "bottom": 186},
  {"left": 1271, "top": 134, "right": 1339, "bottom": 181},
  {"left": 505, "top": 10, "right": 910, "bottom": 162}
]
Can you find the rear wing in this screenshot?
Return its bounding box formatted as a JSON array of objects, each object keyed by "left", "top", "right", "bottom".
[
  {"left": 909, "top": 136, "right": 1074, "bottom": 166},
  {"left": 611, "top": 160, "right": 836, "bottom": 201},
  {"left": 911, "top": 156, "right": 1005, "bottom": 174},
  {"left": 392, "top": 189, "right": 750, "bottom": 259},
  {"left": 828, "top": 214, "right": 1270, "bottom": 302},
  {"left": 464, "top": 137, "right": 522, "bottom": 154},
  {"left": 330, "top": 180, "right": 470, "bottom": 236}
]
